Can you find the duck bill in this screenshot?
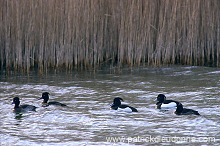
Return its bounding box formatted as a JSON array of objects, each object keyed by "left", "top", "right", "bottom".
[
  {"left": 154, "top": 98, "right": 159, "bottom": 101},
  {"left": 38, "top": 97, "right": 43, "bottom": 100}
]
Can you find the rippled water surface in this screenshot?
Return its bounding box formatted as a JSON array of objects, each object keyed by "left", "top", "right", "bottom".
[{"left": 0, "top": 66, "right": 219, "bottom": 145}]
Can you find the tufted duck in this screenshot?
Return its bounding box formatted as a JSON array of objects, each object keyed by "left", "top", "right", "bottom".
[
  {"left": 12, "top": 97, "right": 37, "bottom": 112},
  {"left": 155, "top": 94, "right": 178, "bottom": 109},
  {"left": 175, "top": 102, "right": 200, "bottom": 115},
  {"left": 110, "top": 97, "right": 138, "bottom": 112},
  {"left": 38, "top": 92, "right": 67, "bottom": 106}
]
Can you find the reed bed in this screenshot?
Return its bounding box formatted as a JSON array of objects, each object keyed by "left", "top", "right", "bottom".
[{"left": 0, "top": 0, "right": 219, "bottom": 72}]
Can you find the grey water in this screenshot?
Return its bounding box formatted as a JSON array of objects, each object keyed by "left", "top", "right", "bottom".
[{"left": 0, "top": 66, "right": 219, "bottom": 146}]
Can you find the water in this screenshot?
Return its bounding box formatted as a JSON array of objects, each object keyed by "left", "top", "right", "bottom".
[{"left": 0, "top": 66, "right": 219, "bottom": 146}]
